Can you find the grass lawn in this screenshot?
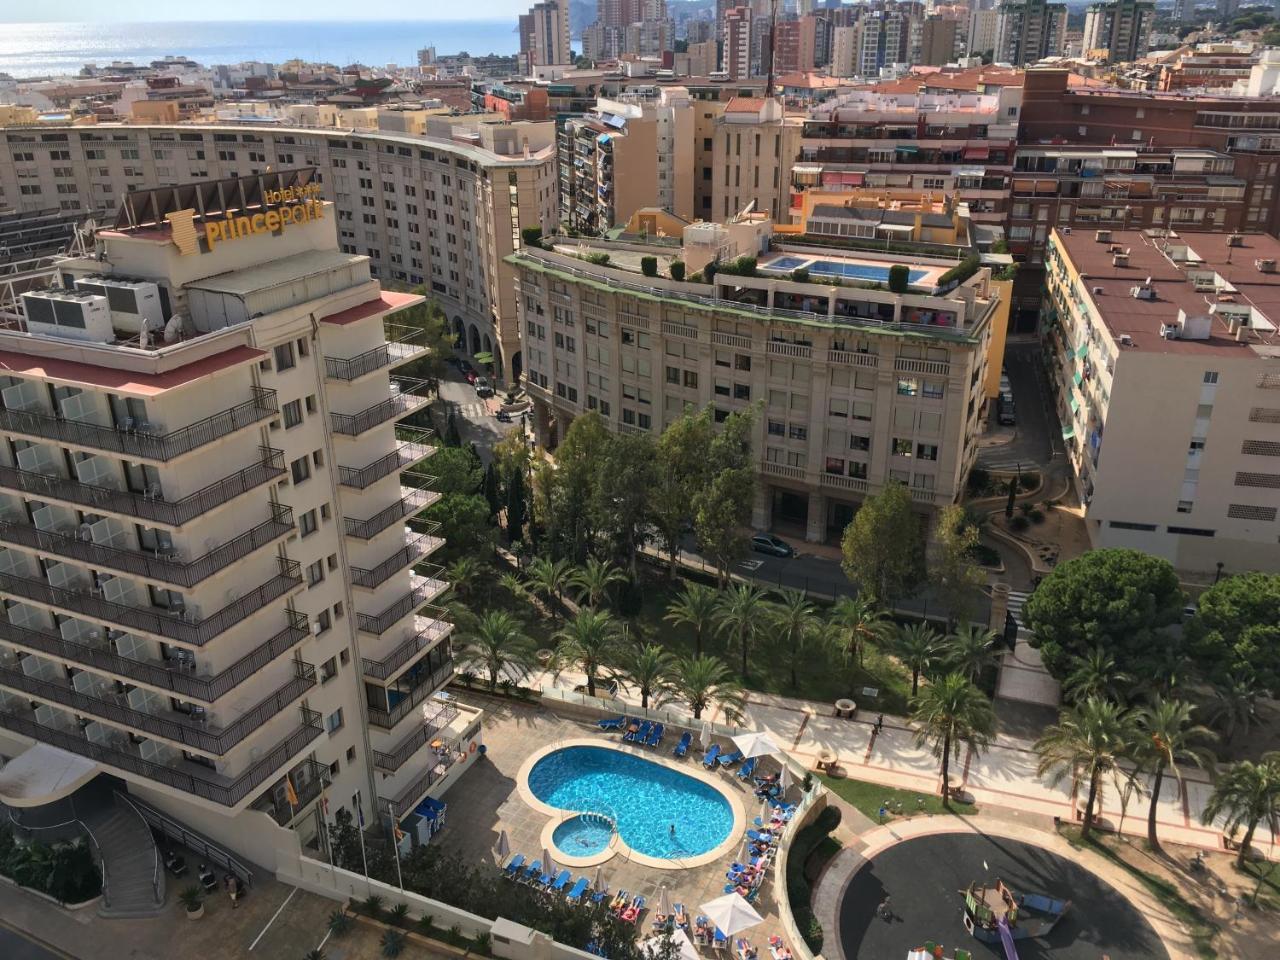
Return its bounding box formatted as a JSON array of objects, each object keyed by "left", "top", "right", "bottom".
[{"left": 818, "top": 773, "right": 975, "bottom": 822}]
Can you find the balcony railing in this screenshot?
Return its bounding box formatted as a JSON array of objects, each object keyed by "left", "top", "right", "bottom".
[
  {"left": 372, "top": 702, "right": 458, "bottom": 772},
  {"left": 381, "top": 747, "right": 458, "bottom": 819},
  {"left": 0, "top": 448, "right": 286, "bottom": 528},
  {"left": 362, "top": 618, "right": 453, "bottom": 680},
  {"left": 366, "top": 659, "right": 456, "bottom": 730},
  {"left": 337, "top": 434, "right": 435, "bottom": 490},
  {"left": 357, "top": 583, "right": 446, "bottom": 638},
  {"left": 0, "top": 504, "right": 293, "bottom": 588},
  {"left": 0, "top": 557, "right": 303, "bottom": 647},
  {"left": 0, "top": 388, "right": 279, "bottom": 462},
  {"left": 324, "top": 326, "right": 428, "bottom": 381},
  {"left": 351, "top": 533, "right": 442, "bottom": 590},
  {"left": 343, "top": 489, "right": 434, "bottom": 540},
  {"left": 329, "top": 380, "right": 431, "bottom": 437},
  {"left": 0, "top": 659, "right": 315, "bottom": 756},
  {"left": 251, "top": 759, "right": 328, "bottom": 827},
  {"left": 0, "top": 608, "right": 309, "bottom": 704},
  {"left": 0, "top": 705, "right": 323, "bottom": 808}
]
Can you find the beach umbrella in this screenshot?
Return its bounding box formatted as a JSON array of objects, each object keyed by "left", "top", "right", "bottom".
[
  {"left": 594, "top": 864, "right": 607, "bottom": 893},
  {"left": 700, "top": 720, "right": 712, "bottom": 748},
  {"left": 779, "top": 763, "right": 792, "bottom": 794},
  {"left": 494, "top": 829, "right": 510, "bottom": 866},
  {"left": 656, "top": 886, "right": 671, "bottom": 917},
  {"left": 699, "top": 892, "right": 763, "bottom": 937},
  {"left": 542, "top": 846, "right": 556, "bottom": 877},
  {"left": 733, "top": 731, "right": 781, "bottom": 758},
  {"left": 736, "top": 837, "right": 750, "bottom": 864},
  {"left": 644, "top": 930, "right": 699, "bottom": 960}
]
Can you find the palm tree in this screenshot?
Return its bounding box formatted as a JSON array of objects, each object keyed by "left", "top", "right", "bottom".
[
  {"left": 1201, "top": 756, "right": 1280, "bottom": 869},
  {"left": 944, "top": 622, "right": 1000, "bottom": 684},
  {"left": 768, "top": 589, "right": 817, "bottom": 690},
  {"left": 617, "top": 643, "right": 675, "bottom": 711},
  {"left": 668, "top": 655, "right": 745, "bottom": 723},
  {"left": 497, "top": 571, "right": 528, "bottom": 601},
  {"left": 911, "top": 672, "right": 996, "bottom": 802},
  {"left": 1133, "top": 697, "right": 1216, "bottom": 853},
  {"left": 665, "top": 582, "right": 721, "bottom": 658},
  {"left": 444, "top": 556, "right": 481, "bottom": 604},
  {"left": 1207, "top": 671, "right": 1265, "bottom": 746},
  {"left": 460, "top": 611, "right": 535, "bottom": 691},
  {"left": 895, "top": 622, "right": 940, "bottom": 698},
  {"left": 571, "top": 557, "right": 627, "bottom": 610},
  {"left": 830, "top": 595, "right": 892, "bottom": 670},
  {"left": 525, "top": 556, "right": 574, "bottom": 621},
  {"left": 1063, "top": 648, "right": 1132, "bottom": 703},
  {"left": 716, "top": 583, "right": 768, "bottom": 682},
  {"left": 1034, "top": 697, "right": 1138, "bottom": 841},
  {"left": 551, "top": 608, "right": 623, "bottom": 698}
]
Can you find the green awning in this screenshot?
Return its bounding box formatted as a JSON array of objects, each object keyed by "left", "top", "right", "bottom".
[
  {"left": 895, "top": 144, "right": 919, "bottom": 155},
  {"left": 1062, "top": 425, "right": 1076, "bottom": 439},
  {"left": 1069, "top": 395, "right": 1080, "bottom": 413},
  {"left": 1075, "top": 342, "right": 1088, "bottom": 358},
  {"left": 1073, "top": 370, "right": 1083, "bottom": 386}
]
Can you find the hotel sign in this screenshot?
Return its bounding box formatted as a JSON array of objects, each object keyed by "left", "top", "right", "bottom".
[{"left": 165, "top": 182, "right": 326, "bottom": 255}]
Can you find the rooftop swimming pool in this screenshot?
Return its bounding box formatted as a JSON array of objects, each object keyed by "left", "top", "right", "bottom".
[
  {"left": 527, "top": 745, "right": 735, "bottom": 861},
  {"left": 764, "top": 255, "right": 929, "bottom": 285}
]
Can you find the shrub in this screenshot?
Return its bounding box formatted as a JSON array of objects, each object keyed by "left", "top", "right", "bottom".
[
  {"left": 733, "top": 255, "right": 757, "bottom": 276},
  {"left": 457, "top": 670, "right": 476, "bottom": 689},
  {"left": 687, "top": 270, "right": 704, "bottom": 283},
  {"left": 328, "top": 910, "right": 352, "bottom": 938},
  {"left": 705, "top": 261, "right": 719, "bottom": 284},
  {"left": 669, "top": 260, "right": 685, "bottom": 281},
  {"left": 1018, "top": 502, "right": 1033, "bottom": 516},
  {"left": 1009, "top": 515, "right": 1030, "bottom": 532},
  {"left": 966, "top": 466, "right": 990, "bottom": 496},
  {"left": 888, "top": 264, "right": 910, "bottom": 293},
  {"left": 583, "top": 252, "right": 611, "bottom": 266},
  {"left": 304, "top": 950, "right": 328, "bottom": 960},
  {"left": 787, "top": 806, "right": 842, "bottom": 955},
  {"left": 389, "top": 902, "right": 410, "bottom": 926},
  {"left": 791, "top": 267, "right": 810, "bottom": 284},
  {"left": 364, "top": 893, "right": 386, "bottom": 920},
  {"left": 938, "top": 254, "right": 981, "bottom": 288},
  {"left": 520, "top": 227, "right": 543, "bottom": 248},
  {"left": 640, "top": 256, "right": 658, "bottom": 277},
  {"left": 417, "top": 913, "right": 436, "bottom": 936},
  {"left": 968, "top": 543, "right": 1001, "bottom": 567},
  {"left": 473, "top": 931, "right": 493, "bottom": 955},
  {"left": 1029, "top": 509, "right": 1046, "bottom": 525},
  {"left": 498, "top": 678, "right": 515, "bottom": 697},
  {"left": 380, "top": 929, "right": 406, "bottom": 958}
]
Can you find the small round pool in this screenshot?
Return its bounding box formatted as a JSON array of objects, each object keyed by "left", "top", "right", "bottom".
[
  {"left": 552, "top": 814, "right": 614, "bottom": 857},
  {"left": 528, "top": 745, "right": 735, "bottom": 860}
]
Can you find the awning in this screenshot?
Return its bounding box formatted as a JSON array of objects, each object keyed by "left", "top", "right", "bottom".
[
  {"left": 877, "top": 223, "right": 915, "bottom": 233},
  {"left": 1073, "top": 370, "right": 1083, "bottom": 386},
  {"left": 821, "top": 171, "right": 864, "bottom": 186},
  {"left": 895, "top": 144, "right": 919, "bottom": 155},
  {"left": 963, "top": 145, "right": 991, "bottom": 160},
  {"left": 1069, "top": 395, "right": 1080, "bottom": 413},
  {"left": 1062, "top": 425, "right": 1076, "bottom": 439},
  {"left": 1075, "top": 342, "right": 1088, "bottom": 358}
]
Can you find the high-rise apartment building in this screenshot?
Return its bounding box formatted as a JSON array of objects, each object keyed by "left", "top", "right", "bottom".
[
  {"left": 0, "top": 169, "right": 480, "bottom": 891},
  {"left": 967, "top": 7, "right": 1001, "bottom": 57},
  {"left": 725, "top": 7, "right": 755, "bottom": 78},
  {"left": 0, "top": 123, "right": 558, "bottom": 386},
  {"left": 519, "top": 0, "right": 574, "bottom": 72},
  {"left": 1080, "top": 0, "right": 1154, "bottom": 64},
  {"left": 994, "top": 0, "right": 1067, "bottom": 65},
  {"left": 704, "top": 97, "right": 804, "bottom": 222},
  {"left": 919, "top": 16, "right": 961, "bottom": 66}
]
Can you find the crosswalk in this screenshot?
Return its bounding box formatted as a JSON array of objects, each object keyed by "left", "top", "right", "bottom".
[
  {"left": 996, "top": 588, "right": 1063, "bottom": 706},
  {"left": 451, "top": 401, "right": 492, "bottom": 419},
  {"left": 978, "top": 451, "right": 1038, "bottom": 472}
]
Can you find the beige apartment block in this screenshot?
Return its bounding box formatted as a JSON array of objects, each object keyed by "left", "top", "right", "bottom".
[
  {"left": 0, "top": 171, "right": 481, "bottom": 902},
  {"left": 512, "top": 231, "right": 998, "bottom": 542},
  {"left": 1045, "top": 228, "right": 1280, "bottom": 576},
  {"left": 0, "top": 123, "right": 559, "bottom": 386},
  {"left": 703, "top": 97, "right": 804, "bottom": 225}
]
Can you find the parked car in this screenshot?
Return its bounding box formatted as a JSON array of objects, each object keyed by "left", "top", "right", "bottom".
[
  {"left": 999, "top": 375, "right": 1012, "bottom": 396},
  {"left": 458, "top": 359, "right": 474, "bottom": 376},
  {"left": 750, "top": 533, "right": 795, "bottom": 558},
  {"left": 475, "top": 376, "right": 494, "bottom": 397},
  {"left": 998, "top": 399, "right": 1016, "bottom": 425}
]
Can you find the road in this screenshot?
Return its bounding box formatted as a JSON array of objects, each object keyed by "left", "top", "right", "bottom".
[
  {"left": 977, "top": 340, "right": 1058, "bottom": 473},
  {"left": 0, "top": 921, "right": 71, "bottom": 960},
  {"left": 433, "top": 368, "right": 522, "bottom": 464}
]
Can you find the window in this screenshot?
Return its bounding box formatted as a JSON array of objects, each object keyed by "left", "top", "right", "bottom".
[
  {"left": 307, "top": 559, "right": 325, "bottom": 586},
  {"left": 892, "top": 438, "right": 912, "bottom": 457},
  {"left": 299, "top": 509, "right": 317, "bottom": 537},
  {"left": 273, "top": 342, "right": 296, "bottom": 371},
  {"left": 327, "top": 553, "right": 338, "bottom": 571},
  {"left": 767, "top": 419, "right": 785, "bottom": 437},
  {"left": 666, "top": 366, "right": 680, "bottom": 384},
  {"left": 1109, "top": 520, "right": 1157, "bottom": 531},
  {"left": 922, "top": 381, "right": 944, "bottom": 400},
  {"left": 320, "top": 656, "right": 337, "bottom": 682},
  {"left": 897, "top": 377, "right": 919, "bottom": 397},
  {"left": 291, "top": 456, "right": 311, "bottom": 484},
  {"left": 1203, "top": 371, "right": 1219, "bottom": 384},
  {"left": 788, "top": 424, "right": 808, "bottom": 441},
  {"left": 684, "top": 370, "right": 698, "bottom": 389},
  {"left": 825, "top": 457, "right": 845, "bottom": 475},
  {"left": 916, "top": 443, "right": 938, "bottom": 461},
  {"left": 851, "top": 435, "right": 871, "bottom": 452},
  {"left": 734, "top": 354, "right": 751, "bottom": 371},
  {"left": 282, "top": 399, "right": 303, "bottom": 429},
  {"left": 346, "top": 745, "right": 356, "bottom": 762},
  {"left": 1167, "top": 525, "right": 1215, "bottom": 537},
  {"left": 316, "top": 609, "right": 332, "bottom": 634},
  {"left": 733, "top": 384, "right": 750, "bottom": 401},
  {"left": 325, "top": 708, "right": 344, "bottom": 735}
]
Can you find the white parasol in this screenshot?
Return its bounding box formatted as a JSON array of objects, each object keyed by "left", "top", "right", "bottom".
[
  {"left": 699, "top": 892, "right": 764, "bottom": 937},
  {"left": 732, "top": 731, "right": 781, "bottom": 758}
]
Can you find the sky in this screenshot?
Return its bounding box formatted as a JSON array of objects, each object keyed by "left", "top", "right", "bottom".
[{"left": 0, "top": 0, "right": 533, "bottom": 21}]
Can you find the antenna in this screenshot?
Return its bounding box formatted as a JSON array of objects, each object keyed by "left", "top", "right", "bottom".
[{"left": 765, "top": 0, "right": 779, "bottom": 101}]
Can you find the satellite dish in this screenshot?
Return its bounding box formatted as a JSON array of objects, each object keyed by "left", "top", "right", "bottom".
[{"left": 162, "top": 314, "right": 184, "bottom": 343}]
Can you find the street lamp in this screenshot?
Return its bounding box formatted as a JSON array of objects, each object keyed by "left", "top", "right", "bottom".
[{"left": 1214, "top": 561, "right": 1224, "bottom": 585}]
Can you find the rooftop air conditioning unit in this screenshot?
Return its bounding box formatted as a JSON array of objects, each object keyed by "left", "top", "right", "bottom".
[
  {"left": 1113, "top": 252, "right": 1129, "bottom": 267},
  {"left": 1228, "top": 234, "right": 1244, "bottom": 246},
  {"left": 1095, "top": 229, "right": 1112, "bottom": 243},
  {"left": 74, "top": 277, "right": 163, "bottom": 335},
  {"left": 1161, "top": 323, "right": 1178, "bottom": 339},
  {"left": 1118, "top": 333, "right": 1134, "bottom": 346},
  {"left": 21, "top": 291, "right": 112, "bottom": 344},
  {"left": 1092, "top": 285, "right": 1104, "bottom": 294},
  {"left": 1255, "top": 258, "right": 1277, "bottom": 273}
]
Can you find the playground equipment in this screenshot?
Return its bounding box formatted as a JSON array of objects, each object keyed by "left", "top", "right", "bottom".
[{"left": 960, "top": 879, "right": 1070, "bottom": 944}]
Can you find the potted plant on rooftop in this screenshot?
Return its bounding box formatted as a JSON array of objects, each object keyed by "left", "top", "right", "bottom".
[{"left": 179, "top": 884, "right": 205, "bottom": 920}]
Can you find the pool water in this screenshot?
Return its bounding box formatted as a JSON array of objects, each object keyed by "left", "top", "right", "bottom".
[
  {"left": 553, "top": 814, "right": 614, "bottom": 856},
  {"left": 528, "top": 745, "right": 734, "bottom": 860},
  {"left": 765, "top": 255, "right": 928, "bottom": 285}
]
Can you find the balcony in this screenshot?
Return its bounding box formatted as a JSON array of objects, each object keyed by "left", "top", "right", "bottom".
[
  {"left": 0, "top": 658, "right": 315, "bottom": 756},
  {"left": 362, "top": 616, "right": 453, "bottom": 683},
  {"left": 827, "top": 349, "right": 879, "bottom": 368},
  {"left": 0, "top": 704, "right": 323, "bottom": 808},
  {"left": 343, "top": 488, "right": 435, "bottom": 540},
  {"left": 358, "top": 580, "right": 447, "bottom": 638},
  {"left": 0, "top": 388, "right": 278, "bottom": 463},
  {"left": 372, "top": 701, "right": 458, "bottom": 772},
  {"left": 251, "top": 759, "right": 329, "bottom": 827},
  {"left": 324, "top": 325, "right": 429, "bottom": 381},
  {"left": 0, "top": 557, "right": 303, "bottom": 647},
  {"left": 0, "top": 608, "right": 309, "bottom": 704},
  {"left": 351, "top": 532, "right": 443, "bottom": 590},
  {"left": 337, "top": 434, "right": 435, "bottom": 490},
  {"left": 0, "top": 448, "right": 286, "bottom": 528},
  {"left": 895, "top": 357, "right": 951, "bottom": 376},
  {"left": 0, "top": 504, "right": 293, "bottom": 588},
  {"left": 381, "top": 746, "right": 458, "bottom": 819},
  {"left": 329, "top": 380, "right": 431, "bottom": 437},
  {"left": 366, "top": 657, "right": 456, "bottom": 730}
]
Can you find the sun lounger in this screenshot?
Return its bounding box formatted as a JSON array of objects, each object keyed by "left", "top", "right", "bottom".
[
  {"left": 566, "top": 876, "right": 589, "bottom": 902},
  {"left": 673, "top": 903, "right": 688, "bottom": 929},
  {"left": 538, "top": 868, "right": 556, "bottom": 888},
  {"left": 621, "top": 895, "right": 645, "bottom": 924},
  {"left": 645, "top": 723, "right": 664, "bottom": 746},
  {"left": 609, "top": 889, "right": 629, "bottom": 913},
  {"left": 503, "top": 853, "right": 526, "bottom": 878},
  {"left": 626, "top": 720, "right": 652, "bottom": 743},
  {"left": 597, "top": 715, "right": 626, "bottom": 730},
  {"left": 550, "top": 869, "right": 571, "bottom": 892},
  {"left": 672, "top": 731, "right": 692, "bottom": 757},
  {"left": 736, "top": 757, "right": 759, "bottom": 780},
  {"left": 702, "top": 743, "right": 721, "bottom": 767},
  {"left": 717, "top": 749, "right": 744, "bottom": 767},
  {"left": 591, "top": 885, "right": 610, "bottom": 905},
  {"left": 714, "top": 928, "right": 729, "bottom": 950},
  {"left": 747, "top": 829, "right": 774, "bottom": 844},
  {"left": 522, "top": 860, "right": 541, "bottom": 882}
]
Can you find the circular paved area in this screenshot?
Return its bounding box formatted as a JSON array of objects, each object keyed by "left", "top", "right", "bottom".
[{"left": 838, "top": 832, "right": 1169, "bottom": 960}]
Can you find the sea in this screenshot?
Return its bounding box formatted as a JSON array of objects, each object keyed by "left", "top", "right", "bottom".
[{"left": 0, "top": 20, "right": 521, "bottom": 79}]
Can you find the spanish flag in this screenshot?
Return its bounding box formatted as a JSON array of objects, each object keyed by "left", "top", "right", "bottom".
[{"left": 285, "top": 778, "right": 299, "bottom": 808}]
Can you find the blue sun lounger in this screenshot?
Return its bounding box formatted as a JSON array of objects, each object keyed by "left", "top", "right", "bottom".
[
  {"left": 522, "top": 860, "right": 541, "bottom": 883},
  {"left": 591, "top": 885, "right": 611, "bottom": 905},
  {"left": 736, "top": 757, "right": 759, "bottom": 780},
  {"left": 626, "top": 720, "right": 652, "bottom": 743},
  {"left": 672, "top": 731, "right": 692, "bottom": 757},
  {"left": 597, "top": 715, "right": 626, "bottom": 731},
  {"left": 717, "top": 749, "right": 744, "bottom": 768},
  {"left": 566, "top": 876, "right": 589, "bottom": 903},
  {"left": 503, "top": 853, "right": 526, "bottom": 878},
  {"left": 551, "top": 869, "right": 572, "bottom": 893},
  {"left": 702, "top": 743, "right": 721, "bottom": 767},
  {"left": 645, "top": 723, "right": 664, "bottom": 746}
]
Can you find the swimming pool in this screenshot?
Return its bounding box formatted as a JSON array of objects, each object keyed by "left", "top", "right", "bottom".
[
  {"left": 527, "top": 745, "right": 735, "bottom": 861},
  {"left": 764, "top": 255, "right": 928, "bottom": 285},
  {"left": 553, "top": 814, "right": 614, "bottom": 857}
]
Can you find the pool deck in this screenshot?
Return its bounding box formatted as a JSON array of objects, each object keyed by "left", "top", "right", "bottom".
[
  {"left": 758, "top": 250, "right": 947, "bottom": 287},
  {"left": 430, "top": 696, "right": 789, "bottom": 950}
]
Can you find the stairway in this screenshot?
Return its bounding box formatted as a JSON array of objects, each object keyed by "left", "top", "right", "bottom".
[{"left": 85, "top": 797, "right": 166, "bottom": 919}]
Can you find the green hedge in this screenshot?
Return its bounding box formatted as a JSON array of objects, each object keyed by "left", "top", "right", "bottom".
[
  {"left": 785, "top": 805, "right": 842, "bottom": 955},
  {"left": 938, "top": 255, "right": 981, "bottom": 288},
  {"left": 0, "top": 826, "right": 101, "bottom": 904}
]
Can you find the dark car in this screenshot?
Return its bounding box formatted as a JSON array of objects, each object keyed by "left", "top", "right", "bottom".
[
  {"left": 465, "top": 369, "right": 478, "bottom": 385},
  {"left": 751, "top": 534, "right": 795, "bottom": 558},
  {"left": 475, "top": 376, "right": 494, "bottom": 398},
  {"left": 998, "top": 399, "right": 1016, "bottom": 426}
]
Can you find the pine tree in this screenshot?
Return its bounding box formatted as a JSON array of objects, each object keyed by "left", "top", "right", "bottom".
[
  {"left": 444, "top": 409, "right": 462, "bottom": 447},
  {"left": 506, "top": 466, "right": 527, "bottom": 542},
  {"left": 482, "top": 462, "right": 500, "bottom": 519}
]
